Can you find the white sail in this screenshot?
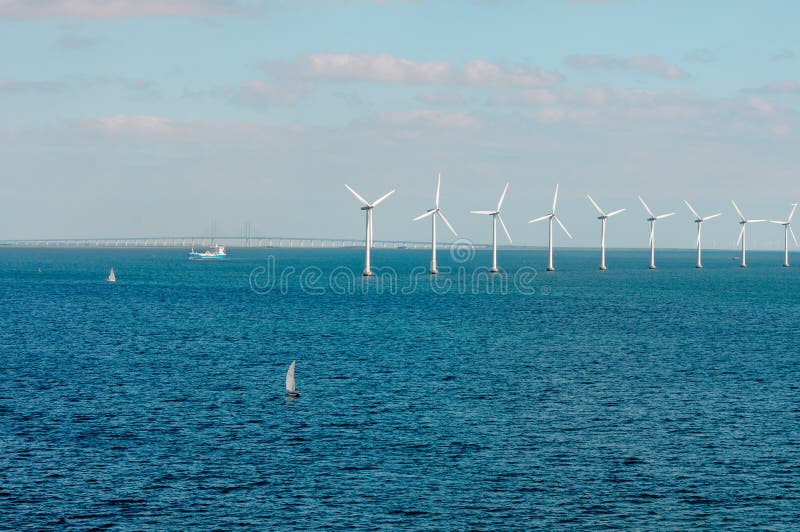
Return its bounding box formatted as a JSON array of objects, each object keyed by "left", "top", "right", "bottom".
[
  {"left": 285, "top": 360, "right": 296, "bottom": 393},
  {"left": 107, "top": 268, "right": 116, "bottom": 283}
]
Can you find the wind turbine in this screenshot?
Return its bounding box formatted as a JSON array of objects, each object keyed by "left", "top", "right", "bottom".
[
  {"left": 413, "top": 173, "right": 457, "bottom": 274},
  {"left": 470, "top": 182, "right": 511, "bottom": 273},
  {"left": 345, "top": 184, "right": 396, "bottom": 276},
  {"left": 529, "top": 184, "right": 572, "bottom": 272},
  {"left": 639, "top": 196, "right": 674, "bottom": 270},
  {"left": 769, "top": 203, "right": 798, "bottom": 267},
  {"left": 587, "top": 195, "right": 625, "bottom": 271},
  {"left": 684, "top": 200, "right": 721, "bottom": 269},
  {"left": 732, "top": 200, "right": 766, "bottom": 269}
]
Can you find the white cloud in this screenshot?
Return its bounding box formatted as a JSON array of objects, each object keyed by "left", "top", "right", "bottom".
[
  {"left": 417, "top": 91, "right": 464, "bottom": 105},
  {"left": 86, "top": 115, "right": 176, "bottom": 136},
  {"left": 0, "top": 0, "right": 237, "bottom": 19},
  {"left": 461, "top": 59, "right": 563, "bottom": 87},
  {"left": 744, "top": 80, "right": 800, "bottom": 96},
  {"left": 267, "top": 53, "right": 563, "bottom": 88},
  {"left": 565, "top": 54, "right": 688, "bottom": 79},
  {"left": 747, "top": 97, "right": 778, "bottom": 116},
  {"left": 490, "top": 88, "right": 558, "bottom": 105},
  {"left": 378, "top": 109, "right": 480, "bottom": 129}
]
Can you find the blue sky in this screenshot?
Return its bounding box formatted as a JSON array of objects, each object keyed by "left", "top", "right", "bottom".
[{"left": 1, "top": 0, "right": 798, "bottom": 249}]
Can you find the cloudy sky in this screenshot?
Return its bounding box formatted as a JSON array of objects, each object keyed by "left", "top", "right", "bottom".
[{"left": 1, "top": 0, "right": 798, "bottom": 249}]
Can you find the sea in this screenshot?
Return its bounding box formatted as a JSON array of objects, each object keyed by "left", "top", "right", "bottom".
[{"left": 1, "top": 247, "right": 798, "bottom": 529}]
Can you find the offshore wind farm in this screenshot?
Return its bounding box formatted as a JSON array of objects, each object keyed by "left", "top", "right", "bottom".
[
  {"left": 6, "top": 182, "right": 798, "bottom": 271},
  {"left": 2, "top": 1, "right": 800, "bottom": 530}
]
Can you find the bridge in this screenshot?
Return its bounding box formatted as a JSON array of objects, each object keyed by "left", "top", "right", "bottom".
[{"left": 0, "top": 236, "right": 491, "bottom": 250}]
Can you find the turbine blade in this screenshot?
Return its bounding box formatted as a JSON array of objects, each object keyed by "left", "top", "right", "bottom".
[
  {"left": 554, "top": 215, "right": 573, "bottom": 239},
  {"left": 684, "top": 200, "right": 700, "bottom": 220},
  {"left": 639, "top": 196, "right": 655, "bottom": 217},
  {"left": 703, "top": 213, "right": 722, "bottom": 221},
  {"left": 437, "top": 210, "right": 457, "bottom": 236},
  {"left": 345, "top": 184, "right": 369, "bottom": 206},
  {"left": 528, "top": 214, "right": 551, "bottom": 224},
  {"left": 649, "top": 225, "right": 654, "bottom": 245},
  {"left": 552, "top": 184, "right": 560, "bottom": 213},
  {"left": 656, "top": 212, "right": 675, "bottom": 220},
  {"left": 413, "top": 210, "right": 435, "bottom": 222},
  {"left": 497, "top": 214, "right": 512, "bottom": 243},
  {"left": 749, "top": 219, "right": 767, "bottom": 223},
  {"left": 791, "top": 226, "right": 799, "bottom": 247},
  {"left": 731, "top": 200, "right": 745, "bottom": 221},
  {"left": 737, "top": 225, "right": 745, "bottom": 247},
  {"left": 587, "top": 194, "right": 604, "bottom": 216},
  {"left": 497, "top": 182, "right": 509, "bottom": 211},
  {"left": 435, "top": 173, "right": 441, "bottom": 209},
  {"left": 471, "top": 210, "right": 494, "bottom": 215},
  {"left": 768, "top": 220, "right": 785, "bottom": 225},
  {"left": 789, "top": 203, "right": 798, "bottom": 223},
  {"left": 371, "top": 189, "right": 396, "bottom": 207},
  {"left": 606, "top": 208, "right": 626, "bottom": 218}
]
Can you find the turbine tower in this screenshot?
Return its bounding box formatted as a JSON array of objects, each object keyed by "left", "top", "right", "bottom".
[
  {"left": 639, "top": 196, "right": 674, "bottom": 270},
  {"left": 470, "top": 182, "right": 511, "bottom": 273},
  {"left": 769, "top": 203, "right": 798, "bottom": 267},
  {"left": 587, "top": 195, "right": 625, "bottom": 271},
  {"left": 732, "top": 200, "right": 766, "bottom": 269},
  {"left": 413, "top": 173, "right": 457, "bottom": 274},
  {"left": 684, "top": 200, "right": 721, "bottom": 269},
  {"left": 345, "top": 184, "right": 396, "bottom": 276},
  {"left": 529, "top": 184, "right": 572, "bottom": 271}
]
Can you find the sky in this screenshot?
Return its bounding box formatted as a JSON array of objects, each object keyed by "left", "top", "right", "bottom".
[{"left": 1, "top": 0, "right": 799, "bottom": 250}]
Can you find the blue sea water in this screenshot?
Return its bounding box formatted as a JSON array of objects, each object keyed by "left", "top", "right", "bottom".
[{"left": 1, "top": 247, "right": 799, "bottom": 529}]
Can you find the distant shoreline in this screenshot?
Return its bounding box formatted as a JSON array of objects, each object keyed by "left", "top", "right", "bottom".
[{"left": 0, "top": 244, "right": 764, "bottom": 252}]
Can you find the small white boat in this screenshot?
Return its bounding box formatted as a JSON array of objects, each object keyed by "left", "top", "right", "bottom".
[
  {"left": 107, "top": 267, "right": 116, "bottom": 283},
  {"left": 188, "top": 244, "right": 227, "bottom": 260},
  {"left": 286, "top": 360, "right": 300, "bottom": 397}
]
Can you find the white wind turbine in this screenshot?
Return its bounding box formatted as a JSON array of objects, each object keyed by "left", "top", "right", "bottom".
[
  {"left": 587, "top": 195, "right": 625, "bottom": 271},
  {"left": 732, "top": 200, "right": 766, "bottom": 269},
  {"left": 639, "top": 196, "right": 674, "bottom": 270},
  {"left": 769, "top": 203, "right": 798, "bottom": 267},
  {"left": 345, "top": 184, "right": 396, "bottom": 276},
  {"left": 413, "top": 173, "right": 457, "bottom": 274},
  {"left": 470, "top": 182, "right": 511, "bottom": 273},
  {"left": 684, "top": 200, "right": 721, "bottom": 269},
  {"left": 529, "top": 184, "right": 572, "bottom": 272}
]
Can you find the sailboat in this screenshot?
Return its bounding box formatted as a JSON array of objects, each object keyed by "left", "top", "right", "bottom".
[
  {"left": 286, "top": 360, "right": 300, "bottom": 397},
  {"left": 107, "top": 267, "right": 116, "bottom": 283}
]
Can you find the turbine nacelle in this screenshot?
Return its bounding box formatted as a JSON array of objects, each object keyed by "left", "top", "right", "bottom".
[
  {"left": 413, "top": 175, "right": 457, "bottom": 236},
  {"left": 639, "top": 196, "right": 674, "bottom": 222},
  {"left": 530, "top": 185, "right": 573, "bottom": 239},
  {"left": 470, "top": 182, "right": 512, "bottom": 243},
  {"left": 588, "top": 195, "right": 625, "bottom": 221},
  {"left": 769, "top": 203, "right": 798, "bottom": 227}
]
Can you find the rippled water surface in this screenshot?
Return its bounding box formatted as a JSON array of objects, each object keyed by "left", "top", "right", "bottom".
[{"left": 1, "top": 247, "right": 799, "bottom": 529}]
